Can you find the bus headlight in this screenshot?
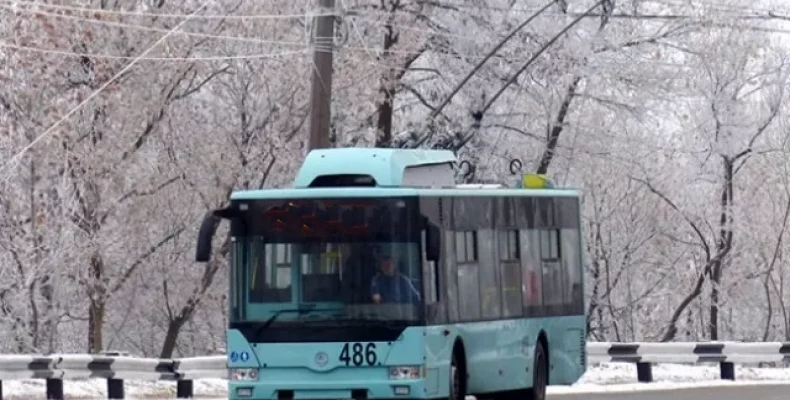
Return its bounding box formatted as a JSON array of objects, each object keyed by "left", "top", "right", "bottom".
[
  {"left": 389, "top": 366, "right": 420, "bottom": 379},
  {"left": 229, "top": 368, "right": 259, "bottom": 381}
]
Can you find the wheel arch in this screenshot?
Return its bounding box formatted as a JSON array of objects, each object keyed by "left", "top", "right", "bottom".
[
  {"left": 536, "top": 330, "right": 549, "bottom": 383},
  {"left": 452, "top": 337, "right": 468, "bottom": 396}
]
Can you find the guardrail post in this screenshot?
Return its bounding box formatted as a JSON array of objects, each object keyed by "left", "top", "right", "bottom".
[
  {"left": 107, "top": 378, "right": 125, "bottom": 399},
  {"left": 46, "top": 378, "right": 64, "bottom": 400},
  {"left": 720, "top": 362, "right": 735, "bottom": 380},
  {"left": 177, "top": 380, "right": 193, "bottom": 399},
  {"left": 636, "top": 362, "right": 653, "bottom": 383}
]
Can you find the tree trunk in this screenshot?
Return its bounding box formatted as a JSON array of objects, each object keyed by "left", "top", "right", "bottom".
[
  {"left": 88, "top": 298, "right": 105, "bottom": 353},
  {"left": 661, "top": 265, "right": 709, "bottom": 342},
  {"left": 535, "top": 77, "right": 581, "bottom": 174},
  {"left": 375, "top": 25, "right": 398, "bottom": 147},
  {"left": 709, "top": 156, "right": 734, "bottom": 341},
  {"left": 159, "top": 316, "right": 187, "bottom": 359},
  {"left": 87, "top": 252, "right": 106, "bottom": 353},
  {"left": 709, "top": 265, "right": 720, "bottom": 340},
  {"left": 158, "top": 232, "right": 231, "bottom": 358},
  {"left": 376, "top": 91, "right": 394, "bottom": 147}
]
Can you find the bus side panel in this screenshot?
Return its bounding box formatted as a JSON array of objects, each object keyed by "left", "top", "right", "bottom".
[
  {"left": 455, "top": 320, "right": 531, "bottom": 394},
  {"left": 428, "top": 316, "right": 586, "bottom": 395},
  {"left": 541, "top": 315, "right": 586, "bottom": 385}
]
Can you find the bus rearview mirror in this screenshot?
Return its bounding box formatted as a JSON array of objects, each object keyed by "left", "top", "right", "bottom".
[
  {"left": 425, "top": 224, "right": 441, "bottom": 262},
  {"left": 196, "top": 211, "right": 220, "bottom": 262}
]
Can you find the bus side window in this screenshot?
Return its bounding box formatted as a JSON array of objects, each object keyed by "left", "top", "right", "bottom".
[
  {"left": 455, "top": 230, "right": 481, "bottom": 320},
  {"left": 536, "top": 197, "right": 565, "bottom": 315},
  {"left": 559, "top": 197, "right": 584, "bottom": 314},
  {"left": 521, "top": 229, "right": 542, "bottom": 315},
  {"left": 539, "top": 229, "right": 564, "bottom": 314},
  {"left": 497, "top": 229, "right": 520, "bottom": 318},
  {"left": 444, "top": 229, "right": 460, "bottom": 322},
  {"left": 478, "top": 229, "right": 501, "bottom": 318},
  {"left": 560, "top": 229, "right": 583, "bottom": 314},
  {"left": 497, "top": 197, "right": 523, "bottom": 318}
]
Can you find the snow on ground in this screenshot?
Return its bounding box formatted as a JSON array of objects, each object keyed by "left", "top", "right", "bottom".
[
  {"left": 578, "top": 362, "right": 790, "bottom": 385},
  {"left": 553, "top": 362, "right": 790, "bottom": 394},
  {"left": 0, "top": 379, "right": 228, "bottom": 399},
  {"left": 4, "top": 363, "right": 790, "bottom": 398}
]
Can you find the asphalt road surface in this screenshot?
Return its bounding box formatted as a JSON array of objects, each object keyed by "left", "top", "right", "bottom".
[{"left": 548, "top": 383, "right": 790, "bottom": 400}]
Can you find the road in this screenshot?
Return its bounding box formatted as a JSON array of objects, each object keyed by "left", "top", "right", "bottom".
[
  {"left": 548, "top": 383, "right": 790, "bottom": 400},
  {"left": 185, "top": 384, "right": 790, "bottom": 400},
  {"left": 11, "top": 383, "right": 785, "bottom": 400}
]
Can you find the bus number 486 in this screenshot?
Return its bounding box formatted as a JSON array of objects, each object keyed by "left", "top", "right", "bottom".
[{"left": 339, "top": 342, "right": 377, "bottom": 366}]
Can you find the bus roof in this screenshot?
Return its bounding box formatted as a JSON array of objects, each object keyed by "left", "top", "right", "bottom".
[
  {"left": 293, "top": 147, "right": 457, "bottom": 188},
  {"left": 231, "top": 187, "right": 418, "bottom": 200},
  {"left": 230, "top": 186, "right": 580, "bottom": 200}
]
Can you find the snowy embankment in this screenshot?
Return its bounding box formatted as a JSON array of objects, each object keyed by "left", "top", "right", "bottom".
[{"left": 4, "top": 363, "right": 790, "bottom": 398}]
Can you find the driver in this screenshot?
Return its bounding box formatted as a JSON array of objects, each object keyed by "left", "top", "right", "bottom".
[{"left": 370, "top": 254, "right": 421, "bottom": 304}]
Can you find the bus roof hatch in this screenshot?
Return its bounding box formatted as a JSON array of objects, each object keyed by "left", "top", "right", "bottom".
[{"left": 294, "top": 148, "right": 458, "bottom": 188}]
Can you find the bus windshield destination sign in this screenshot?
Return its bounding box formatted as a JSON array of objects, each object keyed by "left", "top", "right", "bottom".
[{"left": 261, "top": 199, "right": 407, "bottom": 238}]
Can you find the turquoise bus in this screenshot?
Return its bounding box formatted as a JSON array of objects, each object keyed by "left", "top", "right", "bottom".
[{"left": 195, "top": 148, "right": 586, "bottom": 400}]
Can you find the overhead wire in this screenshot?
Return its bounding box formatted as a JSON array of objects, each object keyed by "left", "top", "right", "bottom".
[
  {"left": 652, "top": 0, "right": 788, "bottom": 16},
  {"left": 1, "top": 0, "right": 329, "bottom": 20},
  {"left": 337, "top": 0, "right": 396, "bottom": 102},
  {"left": 0, "top": 0, "right": 777, "bottom": 181},
  {"left": 0, "top": 41, "right": 312, "bottom": 61},
  {"left": 0, "top": 3, "right": 311, "bottom": 47},
  {"left": 5, "top": 0, "right": 790, "bottom": 66},
  {"left": 0, "top": 3, "right": 510, "bottom": 62},
  {"left": 347, "top": 14, "right": 496, "bottom": 44},
  {"left": 387, "top": 0, "right": 790, "bottom": 33},
  {"left": 464, "top": 0, "right": 773, "bottom": 174},
  {"left": 0, "top": 21, "right": 551, "bottom": 65},
  {"left": 3, "top": 2, "right": 512, "bottom": 51},
  {"left": 0, "top": 36, "right": 541, "bottom": 64},
  {"left": 0, "top": 3, "right": 210, "bottom": 176},
  {"left": 424, "top": 0, "right": 790, "bottom": 16},
  {"left": 1, "top": 3, "right": 781, "bottom": 107},
  {"left": 12, "top": 0, "right": 785, "bottom": 38},
  {"left": 336, "top": 0, "right": 749, "bottom": 154},
  {"left": 302, "top": 0, "right": 337, "bottom": 113}
]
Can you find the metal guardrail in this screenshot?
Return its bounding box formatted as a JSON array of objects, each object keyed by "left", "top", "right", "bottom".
[
  {"left": 0, "top": 353, "right": 226, "bottom": 399},
  {"left": 1, "top": 342, "right": 789, "bottom": 399},
  {"left": 587, "top": 341, "right": 790, "bottom": 382}
]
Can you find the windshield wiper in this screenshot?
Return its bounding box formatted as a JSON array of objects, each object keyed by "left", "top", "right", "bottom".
[{"left": 254, "top": 305, "right": 318, "bottom": 334}]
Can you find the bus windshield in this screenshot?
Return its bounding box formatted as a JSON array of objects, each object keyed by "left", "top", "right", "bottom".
[{"left": 229, "top": 197, "right": 424, "bottom": 325}]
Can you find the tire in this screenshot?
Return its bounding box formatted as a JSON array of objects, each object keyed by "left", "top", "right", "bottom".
[
  {"left": 449, "top": 350, "right": 466, "bottom": 400},
  {"left": 526, "top": 342, "right": 547, "bottom": 400}
]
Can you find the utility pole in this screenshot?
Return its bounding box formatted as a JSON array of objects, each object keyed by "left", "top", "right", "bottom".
[{"left": 308, "top": 0, "right": 336, "bottom": 150}]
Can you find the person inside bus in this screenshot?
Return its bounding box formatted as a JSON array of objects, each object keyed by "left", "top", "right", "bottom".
[{"left": 370, "top": 254, "right": 421, "bottom": 304}]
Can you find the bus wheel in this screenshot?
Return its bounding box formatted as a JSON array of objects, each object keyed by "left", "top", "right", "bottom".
[
  {"left": 449, "top": 351, "right": 465, "bottom": 400},
  {"left": 528, "top": 342, "right": 547, "bottom": 400}
]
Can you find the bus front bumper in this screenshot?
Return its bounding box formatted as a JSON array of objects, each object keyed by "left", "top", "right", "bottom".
[{"left": 229, "top": 379, "right": 428, "bottom": 400}]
